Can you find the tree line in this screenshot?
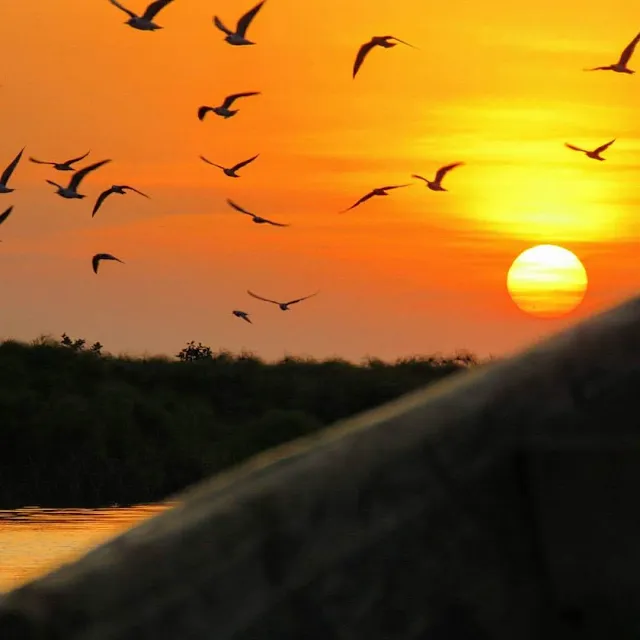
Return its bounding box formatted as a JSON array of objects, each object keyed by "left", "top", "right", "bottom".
[{"left": 0, "top": 334, "right": 485, "bottom": 508}]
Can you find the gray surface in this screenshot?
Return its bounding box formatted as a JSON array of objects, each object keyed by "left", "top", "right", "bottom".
[{"left": 2, "top": 296, "right": 640, "bottom": 638}]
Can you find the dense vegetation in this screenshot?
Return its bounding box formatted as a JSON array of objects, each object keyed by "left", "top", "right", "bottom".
[{"left": 0, "top": 335, "right": 483, "bottom": 509}]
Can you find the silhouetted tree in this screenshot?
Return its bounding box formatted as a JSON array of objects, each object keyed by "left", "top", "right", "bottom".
[{"left": 176, "top": 341, "right": 213, "bottom": 362}]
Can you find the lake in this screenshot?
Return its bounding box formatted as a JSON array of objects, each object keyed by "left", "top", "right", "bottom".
[{"left": 0, "top": 504, "right": 172, "bottom": 593}]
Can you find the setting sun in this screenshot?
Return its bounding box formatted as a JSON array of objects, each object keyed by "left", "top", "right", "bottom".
[{"left": 507, "top": 245, "right": 588, "bottom": 318}]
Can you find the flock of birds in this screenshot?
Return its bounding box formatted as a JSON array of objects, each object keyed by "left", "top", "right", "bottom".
[{"left": 0, "top": 0, "right": 638, "bottom": 327}]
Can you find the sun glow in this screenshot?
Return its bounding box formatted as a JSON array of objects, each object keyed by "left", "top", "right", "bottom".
[{"left": 507, "top": 245, "right": 588, "bottom": 318}]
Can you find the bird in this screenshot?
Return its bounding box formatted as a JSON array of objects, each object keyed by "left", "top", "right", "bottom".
[
  {"left": 92, "top": 253, "right": 124, "bottom": 274},
  {"left": 247, "top": 290, "right": 319, "bottom": 311},
  {"left": 584, "top": 32, "right": 640, "bottom": 73},
  {"left": 93, "top": 185, "right": 150, "bottom": 217},
  {"left": 213, "top": 1, "right": 265, "bottom": 46},
  {"left": 198, "top": 92, "right": 260, "bottom": 120},
  {"left": 28, "top": 150, "right": 90, "bottom": 172},
  {"left": 353, "top": 36, "right": 417, "bottom": 78},
  {"left": 412, "top": 162, "right": 465, "bottom": 191},
  {"left": 0, "top": 148, "right": 25, "bottom": 194},
  {"left": 47, "top": 160, "right": 111, "bottom": 199},
  {"left": 200, "top": 154, "right": 259, "bottom": 178},
  {"left": 564, "top": 139, "right": 616, "bottom": 161},
  {"left": 108, "top": 0, "right": 175, "bottom": 31},
  {"left": 232, "top": 310, "right": 252, "bottom": 323},
  {"left": 226, "top": 198, "right": 290, "bottom": 227},
  {"left": 0, "top": 206, "right": 13, "bottom": 227},
  {"left": 341, "top": 184, "right": 411, "bottom": 212}
]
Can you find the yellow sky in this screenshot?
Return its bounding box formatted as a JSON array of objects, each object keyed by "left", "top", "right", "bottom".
[{"left": 0, "top": 0, "right": 638, "bottom": 361}]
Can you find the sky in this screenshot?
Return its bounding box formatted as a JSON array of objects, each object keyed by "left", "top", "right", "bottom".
[{"left": 0, "top": 0, "right": 638, "bottom": 362}]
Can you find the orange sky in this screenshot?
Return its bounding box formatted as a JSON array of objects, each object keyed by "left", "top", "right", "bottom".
[{"left": 0, "top": 0, "right": 638, "bottom": 361}]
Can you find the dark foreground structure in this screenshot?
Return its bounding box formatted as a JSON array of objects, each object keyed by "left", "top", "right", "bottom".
[{"left": 2, "top": 297, "right": 640, "bottom": 639}]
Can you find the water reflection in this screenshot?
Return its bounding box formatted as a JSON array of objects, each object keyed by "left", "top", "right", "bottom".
[{"left": 0, "top": 504, "right": 172, "bottom": 593}]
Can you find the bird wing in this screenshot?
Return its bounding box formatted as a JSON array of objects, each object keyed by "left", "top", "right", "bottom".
[
  {"left": 618, "top": 32, "right": 640, "bottom": 65},
  {"left": 389, "top": 35, "right": 418, "bottom": 49},
  {"left": 594, "top": 138, "right": 615, "bottom": 154},
  {"left": 564, "top": 143, "right": 586, "bottom": 152},
  {"left": 243, "top": 315, "right": 252, "bottom": 323},
  {"left": 92, "top": 253, "right": 124, "bottom": 274},
  {"left": 221, "top": 91, "right": 260, "bottom": 109},
  {"left": 583, "top": 66, "right": 610, "bottom": 71},
  {"left": 380, "top": 183, "right": 411, "bottom": 191},
  {"left": 286, "top": 291, "right": 319, "bottom": 306},
  {"left": 213, "top": 16, "right": 233, "bottom": 35},
  {"left": 197, "top": 106, "right": 212, "bottom": 121},
  {"left": 108, "top": 0, "right": 137, "bottom": 18},
  {"left": 29, "top": 157, "right": 55, "bottom": 165},
  {"left": 227, "top": 198, "right": 256, "bottom": 217},
  {"left": 247, "top": 290, "right": 281, "bottom": 305},
  {"left": 1, "top": 148, "right": 24, "bottom": 185},
  {"left": 69, "top": 159, "right": 111, "bottom": 191},
  {"left": 199, "top": 155, "right": 224, "bottom": 169},
  {"left": 0, "top": 205, "right": 13, "bottom": 226},
  {"left": 122, "top": 186, "right": 150, "bottom": 198},
  {"left": 411, "top": 174, "right": 428, "bottom": 182},
  {"left": 236, "top": 0, "right": 265, "bottom": 36},
  {"left": 65, "top": 150, "right": 91, "bottom": 165},
  {"left": 341, "top": 191, "right": 375, "bottom": 212},
  {"left": 142, "top": 0, "right": 174, "bottom": 21},
  {"left": 92, "top": 188, "right": 115, "bottom": 217},
  {"left": 434, "top": 162, "right": 464, "bottom": 184},
  {"left": 231, "top": 154, "right": 259, "bottom": 171},
  {"left": 264, "top": 217, "right": 290, "bottom": 227},
  {"left": 353, "top": 40, "right": 377, "bottom": 78}
]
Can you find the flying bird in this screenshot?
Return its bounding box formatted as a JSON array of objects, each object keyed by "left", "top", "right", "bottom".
[
  {"left": 247, "top": 290, "right": 319, "bottom": 311},
  {"left": 108, "top": 0, "right": 175, "bottom": 31},
  {"left": 198, "top": 92, "right": 260, "bottom": 120},
  {"left": 232, "top": 310, "right": 252, "bottom": 323},
  {"left": 0, "top": 206, "right": 13, "bottom": 226},
  {"left": 412, "top": 162, "right": 464, "bottom": 191},
  {"left": 29, "top": 150, "right": 90, "bottom": 172},
  {"left": 92, "top": 253, "right": 124, "bottom": 274},
  {"left": 564, "top": 139, "right": 616, "bottom": 161},
  {"left": 341, "top": 184, "right": 411, "bottom": 212},
  {"left": 0, "top": 148, "right": 25, "bottom": 194},
  {"left": 584, "top": 32, "right": 640, "bottom": 74},
  {"left": 213, "top": 1, "right": 265, "bottom": 46},
  {"left": 226, "top": 198, "right": 289, "bottom": 227},
  {"left": 200, "top": 154, "right": 259, "bottom": 177},
  {"left": 93, "top": 184, "right": 150, "bottom": 217},
  {"left": 353, "top": 36, "right": 417, "bottom": 78},
  {"left": 46, "top": 159, "right": 111, "bottom": 199}
]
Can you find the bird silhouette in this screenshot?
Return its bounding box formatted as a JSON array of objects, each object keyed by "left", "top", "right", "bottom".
[
  {"left": 584, "top": 32, "right": 640, "bottom": 74},
  {"left": 0, "top": 205, "right": 14, "bottom": 227},
  {"left": 247, "top": 290, "right": 319, "bottom": 311},
  {"left": 93, "top": 185, "right": 150, "bottom": 217},
  {"left": 0, "top": 148, "right": 25, "bottom": 194},
  {"left": 29, "top": 151, "right": 90, "bottom": 172},
  {"left": 564, "top": 139, "right": 615, "bottom": 161},
  {"left": 200, "top": 154, "right": 259, "bottom": 178},
  {"left": 92, "top": 253, "right": 124, "bottom": 274},
  {"left": 412, "top": 162, "right": 464, "bottom": 191},
  {"left": 47, "top": 160, "right": 111, "bottom": 199},
  {"left": 226, "top": 198, "right": 290, "bottom": 227},
  {"left": 198, "top": 92, "right": 260, "bottom": 120},
  {"left": 108, "top": 0, "right": 175, "bottom": 31},
  {"left": 213, "top": 1, "right": 266, "bottom": 46},
  {"left": 341, "top": 184, "right": 411, "bottom": 212},
  {"left": 232, "top": 310, "right": 252, "bottom": 323},
  {"left": 353, "top": 36, "right": 417, "bottom": 78}
]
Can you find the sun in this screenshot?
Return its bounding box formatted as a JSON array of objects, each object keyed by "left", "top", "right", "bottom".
[{"left": 507, "top": 245, "right": 588, "bottom": 318}]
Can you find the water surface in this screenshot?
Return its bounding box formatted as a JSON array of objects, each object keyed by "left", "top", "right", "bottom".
[{"left": 0, "top": 504, "right": 171, "bottom": 593}]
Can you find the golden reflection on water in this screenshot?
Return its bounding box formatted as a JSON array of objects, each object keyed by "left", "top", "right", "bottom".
[{"left": 0, "top": 504, "right": 172, "bottom": 593}]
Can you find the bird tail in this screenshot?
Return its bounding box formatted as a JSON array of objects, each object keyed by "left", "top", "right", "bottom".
[{"left": 225, "top": 109, "right": 239, "bottom": 118}]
